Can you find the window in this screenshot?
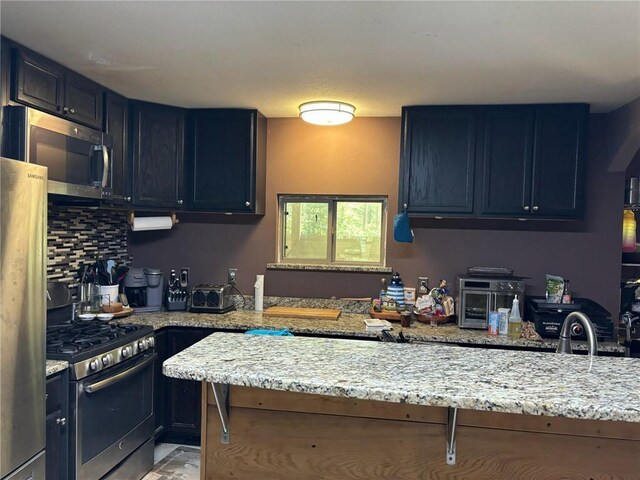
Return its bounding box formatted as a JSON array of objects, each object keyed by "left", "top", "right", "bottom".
[{"left": 278, "top": 195, "right": 387, "bottom": 266}]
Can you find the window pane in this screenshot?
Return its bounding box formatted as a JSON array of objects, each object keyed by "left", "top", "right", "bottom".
[
  {"left": 335, "top": 202, "right": 382, "bottom": 263},
  {"left": 283, "top": 202, "right": 329, "bottom": 260}
]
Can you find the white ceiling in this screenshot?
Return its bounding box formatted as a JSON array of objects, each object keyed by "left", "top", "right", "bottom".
[{"left": 1, "top": 1, "right": 639, "bottom": 116}]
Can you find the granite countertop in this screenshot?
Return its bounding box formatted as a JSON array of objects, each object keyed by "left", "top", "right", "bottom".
[
  {"left": 46, "top": 360, "right": 68, "bottom": 377},
  {"left": 114, "top": 309, "right": 625, "bottom": 353},
  {"left": 163, "top": 333, "right": 640, "bottom": 423}
]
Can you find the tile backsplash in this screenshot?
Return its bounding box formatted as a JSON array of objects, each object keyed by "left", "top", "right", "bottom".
[{"left": 47, "top": 205, "right": 131, "bottom": 283}]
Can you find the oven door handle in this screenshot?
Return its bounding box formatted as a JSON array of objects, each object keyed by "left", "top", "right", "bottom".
[{"left": 84, "top": 354, "right": 155, "bottom": 394}]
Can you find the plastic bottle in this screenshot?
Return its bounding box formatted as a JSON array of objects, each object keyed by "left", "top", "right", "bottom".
[
  {"left": 562, "top": 280, "right": 572, "bottom": 304},
  {"left": 508, "top": 295, "right": 522, "bottom": 338}
]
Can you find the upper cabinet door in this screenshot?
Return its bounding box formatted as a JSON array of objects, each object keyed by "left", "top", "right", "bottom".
[
  {"left": 400, "top": 106, "right": 477, "bottom": 214},
  {"left": 481, "top": 106, "right": 535, "bottom": 215},
  {"left": 131, "top": 102, "right": 185, "bottom": 208},
  {"left": 64, "top": 72, "right": 104, "bottom": 129},
  {"left": 186, "top": 109, "right": 266, "bottom": 214},
  {"left": 104, "top": 92, "right": 130, "bottom": 205},
  {"left": 531, "top": 104, "right": 589, "bottom": 218},
  {"left": 12, "top": 45, "right": 104, "bottom": 129},
  {"left": 13, "top": 47, "right": 64, "bottom": 114}
]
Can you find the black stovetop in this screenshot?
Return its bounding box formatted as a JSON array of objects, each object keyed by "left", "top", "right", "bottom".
[{"left": 46, "top": 320, "right": 153, "bottom": 362}]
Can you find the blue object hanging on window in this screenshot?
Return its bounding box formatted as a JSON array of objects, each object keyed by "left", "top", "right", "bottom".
[
  {"left": 245, "top": 329, "right": 293, "bottom": 336},
  {"left": 393, "top": 212, "right": 414, "bottom": 243}
]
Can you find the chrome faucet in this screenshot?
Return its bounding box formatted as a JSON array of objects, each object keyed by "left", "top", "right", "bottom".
[{"left": 556, "top": 311, "right": 598, "bottom": 356}]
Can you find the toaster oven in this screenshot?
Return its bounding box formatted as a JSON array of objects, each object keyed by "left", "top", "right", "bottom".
[
  {"left": 457, "top": 276, "right": 526, "bottom": 329},
  {"left": 190, "top": 283, "right": 235, "bottom": 313}
]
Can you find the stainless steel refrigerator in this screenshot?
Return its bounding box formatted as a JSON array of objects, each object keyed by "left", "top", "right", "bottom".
[{"left": 0, "top": 157, "right": 47, "bottom": 480}]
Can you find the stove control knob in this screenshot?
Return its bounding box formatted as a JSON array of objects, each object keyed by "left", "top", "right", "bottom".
[
  {"left": 89, "top": 359, "right": 100, "bottom": 371},
  {"left": 147, "top": 337, "right": 155, "bottom": 348},
  {"left": 102, "top": 355, "right": 112, "bottom": 367},
  {"left": 121, "top": 346, "right": 131, "bottom": 358},
  {"left": 571, "top": 323, "right": 584, "bottom": 336},
  {"left": 138, "top": 339, "right": 148, "bottom": 351}
]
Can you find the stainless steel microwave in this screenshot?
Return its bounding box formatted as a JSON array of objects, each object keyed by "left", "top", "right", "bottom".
[{"left": 4, "top": 106, "right": 112, "bottom": 200}]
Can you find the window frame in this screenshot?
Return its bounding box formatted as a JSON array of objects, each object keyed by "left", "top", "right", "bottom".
[{"left": 277, "top": 194, "right": 388, "bottom": 267}]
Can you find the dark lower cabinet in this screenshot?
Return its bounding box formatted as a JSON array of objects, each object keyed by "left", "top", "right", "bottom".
[
  {"left": 46, "top": 371, "right": 68, "bottom": 480},
  {"left": 105, "top": 91, "right": 131, "bottom": 205},
  {"left": 186, "top": 109, "right": 266, "bottom": 213},
  {"left": 156, "top": 328, "right": 214, "bottom": 445},
  {"left": 131, "top": 101, "right": 185, "bottom": 208}
]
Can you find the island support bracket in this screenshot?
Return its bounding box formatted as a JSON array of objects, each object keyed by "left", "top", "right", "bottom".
[
  {"left": 446, "top": 407, "right": 458, "bottom": 465},
  {"left": 210, "top": 383, "right": 230, "bottom": 444}
]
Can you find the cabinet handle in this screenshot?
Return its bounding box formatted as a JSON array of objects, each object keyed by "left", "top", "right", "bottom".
[
  {"left": 56, "top": 417, "right": 66, "bottom": 426},
  {"left": 125, "top": 196, "right": 131, "bottom": 202},
  {"left": 69, "top": 108, "right": 75, "bottom": 114},
  {"left": 532, "top": 206, "right": 539, "bottom": 211},
  {"left": 177, "top": 199, "right": 183, "bottom": 205},
  {"left": 403, "top": 203, "right": 408, "bottom": 209},
  {"left": 245, "top": 201, "right": 251, "bottom": 207},
  {"left": 523, "top": 206, "right": 530, "bottom": 211},
  {"left": 62, "top": 106, "right": 69, "bottom": 113}
]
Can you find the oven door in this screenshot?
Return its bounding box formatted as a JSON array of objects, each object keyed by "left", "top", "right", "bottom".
[
  {"left": 71, "top": 351, "right": 155, "bottom": 480},
  {"left": 459, "top": 289, "right": 491, "bottom": 329}
]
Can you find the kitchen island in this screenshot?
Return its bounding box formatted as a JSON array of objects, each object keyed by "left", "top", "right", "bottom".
[{"left": 163, "top": 332, "right": 640, "bottom": 479}]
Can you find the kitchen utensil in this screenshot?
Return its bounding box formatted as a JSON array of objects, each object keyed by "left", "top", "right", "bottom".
[
  {"left": 263, "top": 307, "right": 341, "bottom": 320},
  {"left": 111, "top": 306, "right": 134, "bottom": 318},
  {"left": 102, "top": 302, "right": 123, "bottom": 313},
  {"left": 99, "top": 285, "right": 120, "bottom": 305}
]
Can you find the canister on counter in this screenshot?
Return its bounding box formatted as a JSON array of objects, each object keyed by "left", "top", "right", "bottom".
[
  {"left": 498, "top": 308, "right": 510, "bottom": 335},
  {"left": 488, "top": 311, "right": 499, "bottom": 336}
]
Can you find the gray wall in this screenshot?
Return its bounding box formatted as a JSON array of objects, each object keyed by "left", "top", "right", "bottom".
[{"left": 129, "top": 114, "right": 624, "bottom": 317}]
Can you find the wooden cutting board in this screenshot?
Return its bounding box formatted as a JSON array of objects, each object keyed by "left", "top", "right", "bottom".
[{"left": 262, "top": 306, "right": 341, "bottom": 321}]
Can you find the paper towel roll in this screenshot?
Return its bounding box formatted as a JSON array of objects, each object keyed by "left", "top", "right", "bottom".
[
  {"left": 131, "top": 216, "right": 173, "bottom": 232},
  {"left": 254, "top": 275, "right": 264, "bottom": 311}
]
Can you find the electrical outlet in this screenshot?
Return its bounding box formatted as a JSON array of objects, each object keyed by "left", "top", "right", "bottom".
[
  {"left": 228, "top": 268, "right": 238, "bottom": 285},
  {"left": 418, "top": 276, "right": 429, "bottom": 292},
  {"left": 180, "top": 267, "right": 190, "bottom": 288}
]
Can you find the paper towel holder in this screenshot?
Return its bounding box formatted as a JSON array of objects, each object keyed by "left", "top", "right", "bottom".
[{"left": 127, "top": 210, "right": 179, "bottom": 228}]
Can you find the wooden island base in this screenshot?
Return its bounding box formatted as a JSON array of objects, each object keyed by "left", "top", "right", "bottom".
[{"left": 200, "top": 384, "right": 640, "bottom": 479}]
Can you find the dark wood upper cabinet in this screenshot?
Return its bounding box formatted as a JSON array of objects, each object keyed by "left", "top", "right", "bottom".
[
  {"left": 399, "top": 106, "right": 478, "bottom": 215},
  {"left": 530, "top": 104, "right": 588, "bottom": 218},
  {"left": 12, "top": 45, "right": 104, "bottom": 129},
  {"left": 481, "top": 104, "right": 588, "bottom": 218},
  {"left": 131, "top": 101, "right": 185, "bottom": 209},
  {"left": 64, "top": 72, "right": 104, "bottom": 129},
  {"left": 401, "top": 104, "right": 589, "bottom": 219},
  {"left": 186, "top": 109, "right": 266, "bottom": 214},
  {"left": 104, "top": 91, "right": 131, "bottom": 205},
  {"left": 481, "top": 106, "right": 535, "bottom": 215},
  {"left": 13, "top": 47, "right": 65, "bottom": 115}
]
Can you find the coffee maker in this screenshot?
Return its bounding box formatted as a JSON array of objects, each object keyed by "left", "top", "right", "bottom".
[{"left": 123, "top": 267, "right": 164, "bottom": 312}]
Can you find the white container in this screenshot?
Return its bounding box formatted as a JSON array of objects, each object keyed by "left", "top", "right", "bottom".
[
  {"left": 99, "top": 285, "right": 120, "bottom": 305},
  {"left": 254, "top": 275, "right": 264, "bottom": 312},
  {"left": 498, "top": 308, "right": 510, "bottom": 335}
]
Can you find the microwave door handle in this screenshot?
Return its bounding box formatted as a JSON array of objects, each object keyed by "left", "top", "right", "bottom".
[{"left": 101, "top": 144, "right": 110, "bottom": 188}]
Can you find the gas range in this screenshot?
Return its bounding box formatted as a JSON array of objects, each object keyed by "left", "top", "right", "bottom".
[{"left": 46, "top": 320, "right": 154, "bottom": 380}]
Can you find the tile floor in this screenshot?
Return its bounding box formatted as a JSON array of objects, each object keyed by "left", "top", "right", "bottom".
[{"left": 141, "top": 443, "right": 200, "bottom": 480}]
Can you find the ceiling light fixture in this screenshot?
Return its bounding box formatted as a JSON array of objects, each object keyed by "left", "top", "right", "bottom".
[{"left": 299, "top": 101, "right": 355, "bottom": 126}]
